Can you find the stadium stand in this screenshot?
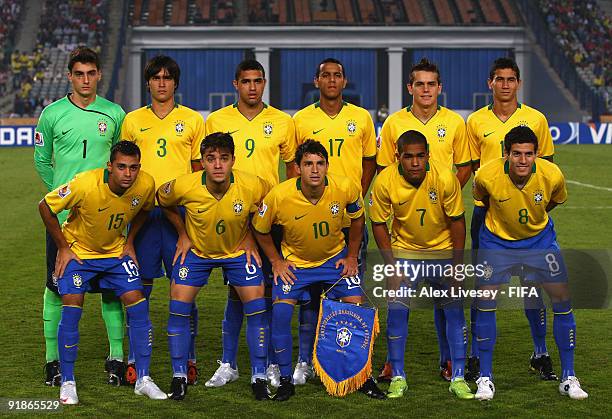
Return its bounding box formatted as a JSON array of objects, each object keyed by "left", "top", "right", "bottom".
[
  {"left": 517, "top": 0, "right": 609, "bottom": 116},
  {"left": 128, "top": 0, "right": 523, "bottom": 26},
  {"left": 0, "top": 1, "right": 23, "bottom": 103},
  {"left": 537, "top": 0, "right": 610, "bottom": 104},
  {"left": 8, "top": 0, "right": 110, "bottom": 117}
]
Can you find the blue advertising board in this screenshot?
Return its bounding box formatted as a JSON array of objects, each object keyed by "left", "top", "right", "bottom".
[{"left": 372, "top": 122, "right": 612, "bottom": 145}]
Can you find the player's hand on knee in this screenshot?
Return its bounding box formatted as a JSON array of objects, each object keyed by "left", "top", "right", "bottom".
[
  {"left": 173, "top": 233, "right": 193, "bottom": 265},
  {"left": 337, "top": 255, "right": 358, "bottom": 277},
  {"left": 55, "top": 247, "right": 82, "bottom": 279},
  {"left": 272, "top": 260, "right": 296, "bottom": 286},
  {"left": 119, "top": 242, "right": 139, "bottom": 267}
]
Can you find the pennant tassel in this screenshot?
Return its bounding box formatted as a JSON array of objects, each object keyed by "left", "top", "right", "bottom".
[{"left": 312, "top": 298, "right": 380, "bottom": 397}]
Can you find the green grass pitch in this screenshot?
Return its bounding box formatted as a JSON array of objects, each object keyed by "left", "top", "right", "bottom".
[{"left": 0, "top": 145, "right": 610, "bottom": 417}]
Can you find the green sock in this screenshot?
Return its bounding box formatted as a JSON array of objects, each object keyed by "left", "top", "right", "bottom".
[
  {"left": 43, "top": 288, "right": 62, "bottom": 362},
  {"left": 101, "top": 292, "right": 125, "bottom": 360}
]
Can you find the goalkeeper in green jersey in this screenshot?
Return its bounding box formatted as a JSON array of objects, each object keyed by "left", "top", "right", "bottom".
[{"left": 33, "top": 46, "right": 127, "bottom": 387}]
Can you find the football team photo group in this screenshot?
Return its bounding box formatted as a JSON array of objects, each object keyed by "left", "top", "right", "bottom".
[{"left": 26, "top": 42, "right": 594, "bottom": 411}]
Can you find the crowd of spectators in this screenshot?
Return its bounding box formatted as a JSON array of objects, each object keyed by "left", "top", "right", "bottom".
[
  {"left": 37, "top": 0, "right": 108, "bottom": 51},
  {"left": 9, "top": 0, "right": 110, "bottom": 117},
  {"left": 0, "top": 0, "right": 22, "bottom": 98},
  {"left": 540, "top": 0, "right": 611, "bottom": 91}
]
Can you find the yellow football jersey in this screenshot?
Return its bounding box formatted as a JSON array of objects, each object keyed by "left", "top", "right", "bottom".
[
  {"left": 473, "top": 158, "right": 567, "bottom": 241},
  {"left": 205, "top": 103, "right": 297, "bottom": 186},
  {"left": 252, "top": 176, "right": 364, "bottom": 268},
  {"left": 467, "top": 103, "right": 554, "bottom": 166},
  {"left": 376, "top": 106, "right": 471, "bottom": 170},
  {"left": 369, "top": 160, "right": 465, "bottom": 253},
  {"left": 293, "top": 101, "right": 376, "bottom": 191},
  {"left": 157, "top": 170, "right": 269, "bottom": 259},
  {"left": 44, "top": 168, "right": 155, "bottom": 259},
  {"left": 121, "top": 104, "right": 205, "bottom": 188}
]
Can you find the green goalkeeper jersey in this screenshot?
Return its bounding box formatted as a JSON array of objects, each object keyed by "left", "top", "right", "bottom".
[{"left": 34, "top": 94, "right": 125, "bottom": 223}]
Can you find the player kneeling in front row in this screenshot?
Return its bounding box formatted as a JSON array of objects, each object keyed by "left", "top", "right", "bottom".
[
  {"left": 472, "top": 126, "right": 587, "bottom": 401},
  {"left": 158, "top": 132, "right": 271, "bottom": 401},
  {"left": 370, "top": 130, "right": 472, "bottom": 399},
  {"left": 253, "top": 140, "right": 385, "bottom": 401},
  {"left": 38, "top": 141, "right": 167, "bottom": 405}
]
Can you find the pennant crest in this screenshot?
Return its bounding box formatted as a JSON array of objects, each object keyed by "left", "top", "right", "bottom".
[{"left": 313, "top": 298, "right": 379, "bottom": 397}]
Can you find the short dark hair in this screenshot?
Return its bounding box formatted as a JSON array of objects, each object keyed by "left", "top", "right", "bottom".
[
  {"left": 200, "top": 132, "right": 235, "bottom": 158},
  {"left": 68, "top": 46, "right": 100, "bottom": 72},
  {"left": 110, "top": 141, "right": 141, "bottom": 162},
  {"left": 144, "top": 55, "right": 181, "bottom": 88},
  {"left": 315, "top": 58, "right": 345, "bottom": 78},
  {"left": 235, "top": 59, "right": 265, "bottom": 81},
  {"left": 489, "top": 57, "right": 520, "bottom": 81},
  {"left": 295, "top": 139, "right": 328, "bottom": 165},
  {"left": 409, "top": 58, "right": 441, "bottom": 85},
  {"left": 397, "top": 130, "right": 428, "bottom": 152},
  {"left": 504, "top": 126, "right": 537, "bottom": 154}
]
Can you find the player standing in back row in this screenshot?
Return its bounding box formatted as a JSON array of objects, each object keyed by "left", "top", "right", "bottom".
[
  {"left": 375, "top": 58, "right": 472, "bottom": 382},
  {"left": 466, "top": 57, "right": 555, "bottom": 381},
  {"left": 204, "top": 59, "right": 297, "bottom": 389},
  {"left": 292, "top": 58, "right": 377, "bottom": 386},
  {"left": 34, "top": 46, "right": 127, "bottom": 387},
  {"left": 121, "top": 55, "right": 206, "bottom": 385}
]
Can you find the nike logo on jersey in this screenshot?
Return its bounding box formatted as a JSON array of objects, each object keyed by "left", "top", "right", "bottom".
[
  {"left": 197, "top": 209, "right": 207, "bottom": 213},
  {"left": 498, "top": 198, "right": 511, "bottom": 203},
  {"left": 98, "top": 206, "right": 110, "bottom": 212},
  {"left": 275, "top": 349, "right": 286, "bottom": 354},
  {"left": 245, "top": 275, "right": 258, "bottom": 281},
  {"left": 398, "top": 201, "right": 409, "bottom": 206},
  {"left": 229, "top": 129, "right": 240, "bottom": 134},
  {"left": 294, "top": 214, "right": 307, "bottom": 220},
  {"left": 313, "top": 128, "right": 325, "bottom": 134},
  {"left": 140, "top": 127, "right": 152, "bottom": 132},
  {"left": 62, "top": 128, "right": 73, "bottom": 136},
  {"left": 127, "top": 277, "right": 138, "bottom": 283},
  {"left": 64, "top": 344, "right": 78, "bottom": 348},
  {"left": 484, "top": 131, "right": 495, "bottom": 138}
]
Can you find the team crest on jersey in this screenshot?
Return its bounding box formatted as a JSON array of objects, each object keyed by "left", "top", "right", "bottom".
[
  {"left": 131, "top": 196, "right": 141, "bottom": 209},
  {"left": 263, "top": 122, "right": 273, "bottom": 137},
  {"left": 98, "top": 120, "right": 108, "bottom": 135},
  {"left": 258, "top": 202, "right": 268, "bottom": 217},
  {"left": 175, "top": 120, "right": 185, "bottom": 135},
  {"left": 178, "top": 266, "right": 189, "bottom": 280},
  {"left": 282, "top": 283, "right": 292, "bottom": 294},
  {"left": 34, "top": 130, "right": 44, "bottom": 146},
  {"left": 233, "top": 199, "right": 244, "bottom": 215},
  {"left": 428, "top": 187, "right": 438, "bottom": 204},
  {"left": 346, "top": 120, "right": 357, "bottom": 135},
  {"left": 58, "top": 184, "right": 71, "bottom": 199},
  {"left": 336, "top": 327, "right": 352, "bottom": 348},
  {"left": 436, "top": 124, "right": 447, "bottom": 140},
  {"left": 330, "top": 201, "right": 341, "bottom": 217},
  {"left": 73, "top": 273, "right": 82, "bottom": 288},
  {"left": 534, "top": 190, "right": 544, "bottom": 204}
]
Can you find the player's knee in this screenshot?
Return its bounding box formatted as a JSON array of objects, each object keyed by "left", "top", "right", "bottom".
[
  {"left": 120, "top": 290, "right": 145, "bottom": 307},
  {"left": 228, "top": 286, "right": 240, "bottom": 300},
  {"left": 61, "top": 293, "right": 84, "bottom": 308}
]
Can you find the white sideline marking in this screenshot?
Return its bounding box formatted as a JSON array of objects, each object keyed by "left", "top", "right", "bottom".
[{"left": 567, "top": 180, "right": 612, "bottom": 192}]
